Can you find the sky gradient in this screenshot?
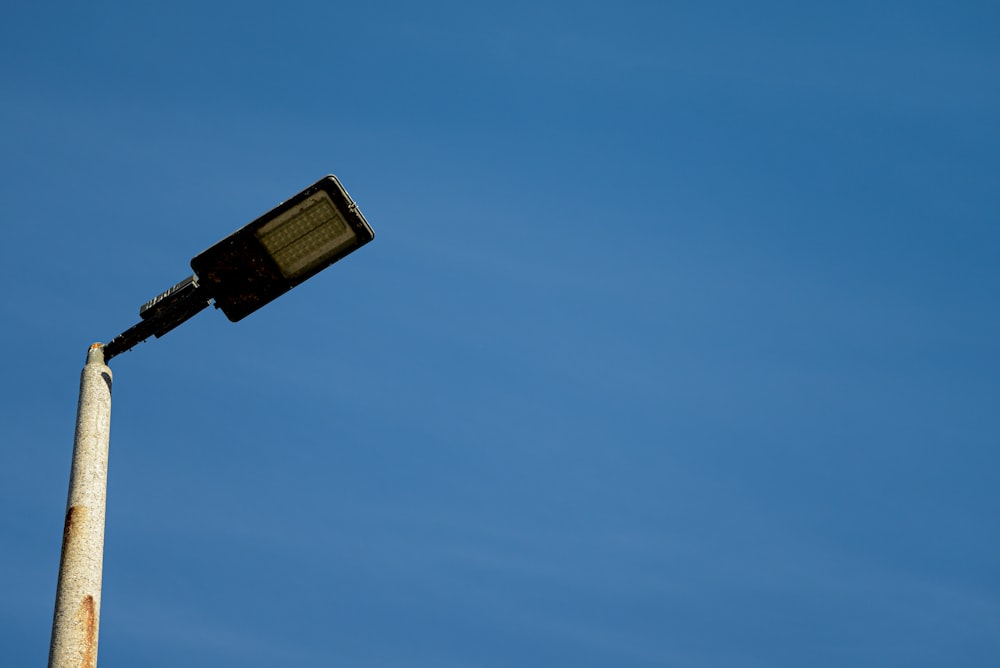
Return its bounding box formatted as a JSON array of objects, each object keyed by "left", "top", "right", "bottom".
[{"left": 1, "top": 1, "right": 998, "bottom": 666}]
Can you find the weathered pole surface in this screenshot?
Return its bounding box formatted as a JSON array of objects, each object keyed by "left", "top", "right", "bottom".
[{"left": 48, "top": 343, "right": 113, "bottom": 668}]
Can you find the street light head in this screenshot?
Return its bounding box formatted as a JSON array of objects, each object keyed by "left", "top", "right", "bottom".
[
  {"left": 190, "top": 175, "right": 374, "bottom": 322},
  {"left": 103, "top": 174, "right": 374, "bottom": 361}
]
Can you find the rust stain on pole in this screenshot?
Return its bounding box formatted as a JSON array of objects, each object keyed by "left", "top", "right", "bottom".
[
  {"left": 78, "top": 596, "right": 97, "bottom": 668},
  {"left": 59, "top": 507, "right": 84, "bottom": 562},
  {"left": 61, "top": 506, "right": 77, "bottom": 542}
]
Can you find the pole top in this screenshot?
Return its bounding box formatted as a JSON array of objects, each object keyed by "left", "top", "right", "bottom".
[{"left": 86, "top": 343, "right": 106, "bottom": 366}]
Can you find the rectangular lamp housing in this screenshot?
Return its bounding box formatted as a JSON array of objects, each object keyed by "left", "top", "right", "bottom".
[{"left": 190, "top": 175, "right": 374, "bottom": 322}]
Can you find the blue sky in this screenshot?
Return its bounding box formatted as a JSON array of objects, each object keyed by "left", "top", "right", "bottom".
[{"left": 1, "top": 1, "right": 998, "bottom": 666}]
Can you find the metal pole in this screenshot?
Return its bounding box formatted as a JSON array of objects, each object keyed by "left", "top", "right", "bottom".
[{"left": 48, "top": 343, "right": 113, "bottom": 668}]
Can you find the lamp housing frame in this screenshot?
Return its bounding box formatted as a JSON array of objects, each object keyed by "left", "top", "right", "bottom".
[{"left": 190, "top": 175, "right": 374, "bottom": 322}]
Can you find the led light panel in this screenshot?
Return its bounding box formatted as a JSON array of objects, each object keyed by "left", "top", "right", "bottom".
[{"left": 255, "top": 191, "right": 357, "bottom": 280}]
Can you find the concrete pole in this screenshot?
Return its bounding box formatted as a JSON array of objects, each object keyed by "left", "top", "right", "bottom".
[{"left": 48, "top": 343, "right": 113, "bottom": 668}]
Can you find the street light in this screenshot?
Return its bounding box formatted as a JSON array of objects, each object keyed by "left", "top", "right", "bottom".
[
  {"left": 48, "top": 175, "right": 374, "bottom": 668},
  {"left": 104, "top": 174, "right": 374, "bottom": 360}
]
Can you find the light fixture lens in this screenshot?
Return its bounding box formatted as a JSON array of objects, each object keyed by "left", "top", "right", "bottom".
[{"left": 255, "top": 191, "right": 357, "bottom": 279}]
